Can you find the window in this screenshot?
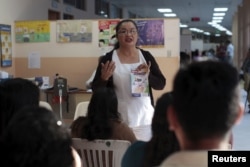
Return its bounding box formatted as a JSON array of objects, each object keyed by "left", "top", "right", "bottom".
[
  {"left": 63, "top": 0, "right": 86, "bottom": 11},
  {"left": 75, "top": 0, "right": 86, "bottom": 10},
  {"left": 95, "top": 0, "right": 109, "bottom": 18},
  {"left": 128, "top": 12, "right": 136, "bottom": 18},
  {"left": 48, "top": 10, "right": 60, "bottom": 20},
  {"left": 110, "top": 4, "right": 122, "bottom": 18},
  {"left": 63, "top": 13, "right": 74, "bottom": 20},
  {"left": 63, "top": 0, "right": 75, "bottom": 6}
]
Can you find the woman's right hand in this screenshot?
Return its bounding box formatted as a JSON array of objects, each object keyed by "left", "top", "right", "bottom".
[{"left": 101, "top": 61, "right": 116, "bottom": 81}]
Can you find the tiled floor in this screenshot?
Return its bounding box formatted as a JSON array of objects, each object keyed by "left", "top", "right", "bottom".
[{"left": 232, "top": 88, "right": 250, "bottom": 150}]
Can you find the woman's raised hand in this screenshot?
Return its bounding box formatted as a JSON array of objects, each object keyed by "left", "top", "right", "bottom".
[{"left": 101, "top": 61, "right": 116, "bottom": 81}]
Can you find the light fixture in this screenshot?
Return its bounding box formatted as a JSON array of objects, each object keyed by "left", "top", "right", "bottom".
[
  {"left": 214, "top": 8, "right": 228, "bottom": 12},
  {"left": 164, "top": 13, "right": 176, "bottom": 17},
  {"left": 180, "top": 24, "right": 188, "bottom": 28},
  {"left": 212, "top": 20, "right": 222, "bottom": 23},
  {"left": 204, "top": 32, "right": 211, "bottom": 35},
  {"left": 213, "top": 13, "right": 226, "bottom": 16},
  {"left": 157, "top": 8, "right": 172, "bottom": 13},
  {"left": 212, "top": 17, "right": 223, "bottom": 20}
]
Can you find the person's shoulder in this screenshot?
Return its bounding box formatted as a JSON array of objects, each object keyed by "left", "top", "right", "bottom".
[
  {"left": 129, "top": 140, "right": 147, "bottom": 149},
  {"left": 122, "top": 141, "right": 147, "bottom": 167},
  {"left": 160, "top": 151, "right": 208, "bottom": 167},
  {"left": 139, "top": 48, "right": 151, "bottom": 55}
]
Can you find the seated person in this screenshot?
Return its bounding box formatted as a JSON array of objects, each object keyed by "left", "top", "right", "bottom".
[
  {"left": 70, "top": 87, "right": 136, "bottom": 143},
  {"left": 1, "top": 106, "right": 81, "bottom": 167},
  {"left": 160, "top": 61, "right": 243, "bottom": 166},
  {"left": 122, "top": 92, "right": 179, "bottom": 167},
  {"left": 0, "top": 78, "right": 40, "bottom": 138}
]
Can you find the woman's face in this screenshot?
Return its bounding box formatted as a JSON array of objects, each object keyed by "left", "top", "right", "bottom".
[{"left": 116, "top": 21, "right": 138, "bottom": 48}]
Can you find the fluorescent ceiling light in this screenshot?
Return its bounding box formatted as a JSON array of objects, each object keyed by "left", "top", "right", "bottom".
[
  {"left": 214, "top": 8, "right": 228, "bottom": 12},
  {"left": 226, "top": 31, "right": 232, "bottom": 36},
  {"left": 204, "top": 32, "right": 210, "bottom": 35},
  {"left": 189, "top": 28, "right": 203, "bottom": 33},
  {"left": 213, "top": 13, "right": 225, "bottom": 16},
  {"left": 164, "top": 13, "right": 176, "bottom": 17},
  {"left": 157, "top": 8, "right": 172, "bottom": 13},
  {"left": 212, "top": 17, "right": 223, "bottom": 20},
  {"left": 180, "top": 24, "right": 188, "bottom": 28},
  {"left": 212, "top": 20, "right": 222, "bottom": 23}
]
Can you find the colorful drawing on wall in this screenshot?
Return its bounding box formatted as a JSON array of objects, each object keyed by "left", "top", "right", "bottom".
[
  {"left": 134, "top": 19, "right": 164, "bottom": 48},
  {"left": 56, "top": 20, "right": 92, "bottom": 43},
  {"left": 0, "top": 24, "right": 12, "bottom": 67},
  {"left": 15, "top": 20, "right": 50, "bottom": 43},
  {"left": 98, "top": 19, "right": 120, "bottom": 48}
]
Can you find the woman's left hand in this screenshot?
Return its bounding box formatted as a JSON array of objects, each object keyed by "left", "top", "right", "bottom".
[{"left": 136, "top": 61, "right": 151, "bottom": 73}]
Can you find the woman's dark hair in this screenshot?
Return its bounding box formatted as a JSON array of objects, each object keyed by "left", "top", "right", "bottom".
[
  {"left": 82, "top": 87, "right": 120, "bottom": 140},
  {"left": 0, "top": 78, "right": 40, "bottom": 138},
  {"left": 143, "top": 92, "right": 180, "bottom": 167},
  {"left": 114, "top": 19, "right": 138, "bottom": 49}
]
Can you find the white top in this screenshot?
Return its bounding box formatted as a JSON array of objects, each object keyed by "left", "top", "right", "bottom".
[
  {"left": 112, "top": 50, "right": 154, "bottom": 127},
  {"left": 85, "top": 70, "right": 96, "bottom": 89},
  {"left": 227, "top": 43, "right": 234, "bottom": 58}
]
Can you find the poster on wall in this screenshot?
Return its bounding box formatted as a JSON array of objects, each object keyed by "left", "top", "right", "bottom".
[
  {"left": 15, "top": 20, "right": 50, "bottom": 43},
  {"left": 0, "top": 24, "right": 12, "bottom": 67},
  {"left": 56, "top": 20, "right": 92, "bottom": 43},
  {"left": 134, "top": 19, "right": 164, "bottom": 48},
  {"left": 98, "top": 19, "right": 120, "bottom": 54}
]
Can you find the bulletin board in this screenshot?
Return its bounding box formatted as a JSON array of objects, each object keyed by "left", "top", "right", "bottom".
[{"left": 0, "top": 24, "right": 12, "bottom": 67}]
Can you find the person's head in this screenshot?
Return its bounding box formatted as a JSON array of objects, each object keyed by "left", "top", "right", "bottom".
[
  {"left": 0, "top": 78, "right": 40, "bottom": 137},
  {"left": 114, "top": 19, "right": 139, "bottom": 49},
  {"left": 1, "top": 106, "right": 74, "bottom": 167},
  {"left": 144, "top": 92, "right": 179, "bottom": 167},
  {"left": 168, "top": 60, "right": 243, "bottom": 149},
  {"left": 226, "top": 40, "right": 231, "bottom": 45},
  {"left": 83, "top": 87, "right": 120, "bottom": 140},
  {"left": 70, "top": 116, "right": 88, "bottom": 138}
]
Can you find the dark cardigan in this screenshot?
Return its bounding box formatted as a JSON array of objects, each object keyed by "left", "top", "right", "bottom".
[{"left": 92, "top": 49, "right": 166, "bottom": 106}]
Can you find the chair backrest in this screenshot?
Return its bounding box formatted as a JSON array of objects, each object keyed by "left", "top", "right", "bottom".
[
  {"left": 72, "top": 138, "right": 131, "bottom": 167},
  {"left": 39, "top": 101, "right": 53, "bottom": 111},
  {"left": 74, "top": 101, "right": 89, "bottom": 120}
]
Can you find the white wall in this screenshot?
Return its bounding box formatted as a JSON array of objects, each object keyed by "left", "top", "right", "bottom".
[{"left": 191, "top": 39, "right": 203, "bottom": 52}]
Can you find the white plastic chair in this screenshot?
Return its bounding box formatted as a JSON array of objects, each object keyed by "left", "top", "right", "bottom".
[
  {"left": 73, "top": 101, "right": 89, "bottom": 120},
  {"left": 72, "top": 138, "right": 131, "bottom": 167},
  {"left": 39, "top": 101, "right": 53, "bottom": 111}
]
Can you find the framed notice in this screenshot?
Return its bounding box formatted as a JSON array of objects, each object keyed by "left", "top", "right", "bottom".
[
  {"left": 56, "top": 20, "right": 92, "bottom": 43},
  {"left": 135, "top": 19, "right": 165, "bottom": 48},
  {"left": 0, "top": 24, "right": 12, "bottom": 67},
  {"left": 15, "top": 20, "right": 50, "bottom": 43}
]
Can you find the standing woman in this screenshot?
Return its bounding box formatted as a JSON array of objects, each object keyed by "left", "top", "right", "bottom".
[{"left": 92, "top": 19, "right": 166, "bottom": 140}]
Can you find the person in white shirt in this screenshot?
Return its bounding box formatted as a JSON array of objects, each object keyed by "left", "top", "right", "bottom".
[{"left": 226, "top": 40, "right": 234, "bottom": 64}]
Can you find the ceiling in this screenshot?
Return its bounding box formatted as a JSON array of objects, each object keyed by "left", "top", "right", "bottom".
[{"left": 107, "top": 0, "right": 243, "bottom": 35}]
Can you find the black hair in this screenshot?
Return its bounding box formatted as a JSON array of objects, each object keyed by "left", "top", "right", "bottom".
[
  {"left": 143, "top": 92, "right": 179, "bottom": 167},
  {"left": 1, "top": 106, "right": 73, "bottom": 167},
  {"left": 0, "top": 78, "right": 40, "bottom": 138},
  {"left": 82, "top": 87, "right": 120, "bottom": 140},
  {"left": 172, "top": 60, "right": 240, "bottom": 142}
]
